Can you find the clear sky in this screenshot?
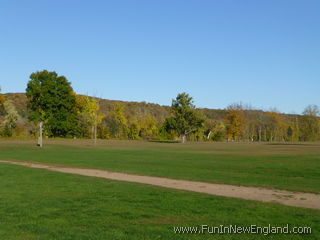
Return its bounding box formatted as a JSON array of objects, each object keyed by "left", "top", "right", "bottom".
[{"left": 0, "top": 0, "right": 319, "bottom": 114}]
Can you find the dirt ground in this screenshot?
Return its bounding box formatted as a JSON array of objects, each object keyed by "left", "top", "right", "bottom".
[{"left": 1, "top": 160, "right": 319, "bottom": 210}]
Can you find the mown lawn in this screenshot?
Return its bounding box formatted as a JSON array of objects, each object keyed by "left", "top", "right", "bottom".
[
  {"left": 0, "top": 163, "right": 319, "bottom": 240},
  {"left": 0, "top": 140, "right": 319, "bottom": 193}
]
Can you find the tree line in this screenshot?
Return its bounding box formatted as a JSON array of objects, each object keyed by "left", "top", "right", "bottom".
[{"left": 0, "top": 70, "right": 319, "bottom": 142}]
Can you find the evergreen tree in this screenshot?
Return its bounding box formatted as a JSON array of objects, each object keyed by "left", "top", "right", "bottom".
[{"left": 165, "top": 93, "right": 204, "bottom": 143}]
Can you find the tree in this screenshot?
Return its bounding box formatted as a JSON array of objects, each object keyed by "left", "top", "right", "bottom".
[
  {"left": 204, "top": 119, "right": 215, "bottom": 140},
  {"left": 106, "top": 104, "right": 128, "bottom": 138},
  {"left": 303, "top": 105, "right": 320, "bottom": 116},
  {"left": 256, "top": 111, "right": 267, "bottom": 142},
  {"left": 289, "top": 117, "right": 300, "bottom": 142},
  {"left": 225, "top": 103, "right": 245, "bottom": 141},
  {"left": 75, "top": 95, "right": 91, "bottom": 137},
  {"left": 77, "top": 95, "right": 103, "bottom": 144},
  {"left": 0, "top": 87, "right": 4, "bottom": 106},
  {"left": 128, "top": 120, "right": 140, "bottom": 140},
  {"left": 139, "top": 116, "right": 158, "bottom": 139},
  {"left": 165, "top": 93, "right": 204, "bottom": 143},
  {"left": 161, "top": 117, "right": 176, "bottom": 140},
  {"left": 204, "top": 119, "right": 225, "bottom": 141},
  {"left": 1, "top": 100, "right": 19, "bottom": 137},
  {"left": 0, "top": 87, "right": 5, "bottom": 117},
  {"left": 26, "top": 70, "right": 79, "bottom": 137},
  {"left": 300, "top": 105, "right": 320, "bottom": 141},
  {"left": 265, "top": 110, "right": 285, "bottom": 142}
]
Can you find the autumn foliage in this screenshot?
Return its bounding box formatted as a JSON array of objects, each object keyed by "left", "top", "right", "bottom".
[{"left": 1, "top": 70, "right": 319, "bottom": 142}]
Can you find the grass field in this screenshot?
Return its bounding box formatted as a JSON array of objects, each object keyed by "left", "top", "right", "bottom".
[
  {"left": 0, "top": 140, "right": 319, "bottom": 193},
  {"left": 1, "top": 163, "right": 319, "bottom": 240}
]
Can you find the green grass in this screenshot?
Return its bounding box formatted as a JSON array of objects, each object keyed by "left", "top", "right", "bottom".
[
  {"left": 0, "top": 163, "right": 319, "bottom": 240},
  {"left": 0, "top": 140, "right": 320, "bottom": 193}
]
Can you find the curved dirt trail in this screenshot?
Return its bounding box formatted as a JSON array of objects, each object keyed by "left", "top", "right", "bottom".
[{"left": 1, "top": 160, "right": 320, "bottom": 210}]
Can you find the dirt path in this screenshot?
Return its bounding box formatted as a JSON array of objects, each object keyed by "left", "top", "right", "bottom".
[{"left": 1, "top": 160, "right": 320, "bottom": 210}]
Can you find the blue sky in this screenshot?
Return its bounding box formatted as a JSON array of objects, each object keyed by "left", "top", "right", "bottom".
[{"left": 0, "top": 0, "right": 319, "bottom": 114}]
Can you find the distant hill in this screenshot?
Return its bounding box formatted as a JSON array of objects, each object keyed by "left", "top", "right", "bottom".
[
  {"left": 3, "top": 92, "right": 229, "bottom": 122},
  {"left": 2, "top": 92, "right": 316, "bottom": 141},
  {"left": 4, "top": 92, "right": 303, "bottom": 123}
]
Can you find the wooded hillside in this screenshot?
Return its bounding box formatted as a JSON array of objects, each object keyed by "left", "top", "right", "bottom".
[{"left": 3, "top": 92, "right": 318, "bottom": 142}]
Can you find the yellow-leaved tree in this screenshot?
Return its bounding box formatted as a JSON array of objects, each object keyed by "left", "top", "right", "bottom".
[
  {"left": 77, "top": 95, "right": 103, "bottom": 144},
  {"left": 225, "top": 103, "right": 245, "bottom": 141}
]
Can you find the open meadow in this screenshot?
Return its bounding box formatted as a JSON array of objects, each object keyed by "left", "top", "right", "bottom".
[
  {"left": 1, "top": 139, "right": 319, "bottom": 193},
  {"left": 0, "top": 140, "right": 319, "bottom": 239}
]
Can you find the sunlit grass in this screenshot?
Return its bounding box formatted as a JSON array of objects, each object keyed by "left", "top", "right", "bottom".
[
  {"left": 0, "top": 163, "right": 319, "bottom": 240},
  {"left": 1, "top": 140, "right": 319, "bottom": 193}
]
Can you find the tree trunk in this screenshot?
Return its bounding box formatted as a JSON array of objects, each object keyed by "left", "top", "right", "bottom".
[
  {"left": 206, "top": 131, "right": 212, "bottom": 140},
  {"left": 91, "top": 125, "right": 94, "bottom": 140},
  {"left": 38, "top": 121, "right": 43, "bottom": 148},
  {"left": 258, "top": 125, "right": 262, "bottom": 142},
  {"left": 94, "top": 124, "right": 97, "bottom": 145},
  {"left": 181, "top": 134, "right": 186, "bottom": 143}
]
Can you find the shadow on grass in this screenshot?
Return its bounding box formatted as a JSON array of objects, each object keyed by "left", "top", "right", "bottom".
[
  {"left": 267, "top": 143, "right": 320, "bottom": 146},
  {"left": 148, "top": 140, "right": 181, "bottom": 144}
]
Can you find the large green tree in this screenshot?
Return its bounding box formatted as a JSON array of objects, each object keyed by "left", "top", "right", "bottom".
[
  {"left": 26, "top": 70, "right": 79, "bottom": 137},
  {"left": 165, "top": 93, "right": 204, "bottom": 143}
]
